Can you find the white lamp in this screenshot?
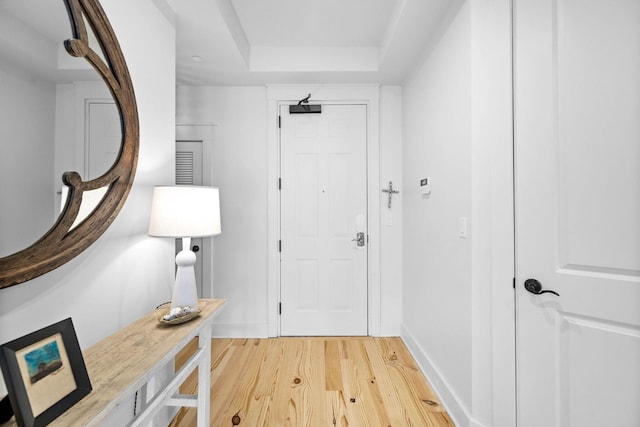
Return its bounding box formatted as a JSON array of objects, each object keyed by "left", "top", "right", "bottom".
[{"left": 148, "top": 186, "right": 221, "bottom": 314}]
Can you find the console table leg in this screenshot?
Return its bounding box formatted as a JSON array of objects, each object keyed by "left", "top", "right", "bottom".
[
  {"left": 145, "top": 375, "right": 157, "bottom": 426},
  {"left": 197, "top": 326, "right": 212, "bottom": 426}
]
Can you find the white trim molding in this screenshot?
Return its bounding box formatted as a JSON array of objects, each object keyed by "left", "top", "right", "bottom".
[
  {"left": 266, "top": 84, "right": 381, "bottom": 337},
  {"left": 211, "top": 322, "right": 269, "bottom": 339},
  {"left": 402, "top": 324, "right": 490, "bottom": 427}
]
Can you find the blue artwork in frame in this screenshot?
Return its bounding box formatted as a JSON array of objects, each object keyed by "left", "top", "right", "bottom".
[
  {"left": 0, "top": 318, "right": 91, "bottom": 427},
  {"left": 24, "top": 341, "right": 63, "bottom": 385}
]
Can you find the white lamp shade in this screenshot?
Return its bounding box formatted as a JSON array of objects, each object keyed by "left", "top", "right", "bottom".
[{"left": 148, "top": 186, "right": 221, "bottom": 237}]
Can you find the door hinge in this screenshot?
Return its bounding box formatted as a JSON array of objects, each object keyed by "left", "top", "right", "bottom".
[
  {"left": 278, "top": 178, "right": 281, "bottom": 190},
  {"left": 278, "top": 302, "right": 282, "bottom": 315},
  {"left": 513, "top": 277, "right": 516, "bottom": 289},
  {"left": 278, "top": 240, "right": 282, "bottom": 252},
  {"left": 278, "top": 115, "right": 281, "bottom": 128}
]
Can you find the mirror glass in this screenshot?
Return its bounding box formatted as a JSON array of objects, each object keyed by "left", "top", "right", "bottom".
[{"left": 0, "top": 0, "right": 119, "bottom": 258}]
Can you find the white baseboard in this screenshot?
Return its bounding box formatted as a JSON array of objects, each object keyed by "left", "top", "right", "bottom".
[
  {"left": 210, "top": 322, "right": 402, "bottom": 339},
  {"left": 211, "top": 322, "right": 269, "bottom": 338},
  {"left": 400, "top": 324, "right": 474, "bottom": 427}
]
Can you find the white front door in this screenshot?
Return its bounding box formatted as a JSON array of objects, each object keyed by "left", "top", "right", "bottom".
[
  {"left": 279, "top": 104, "right": 368, "bottom": 336},
  {"left": 514, "top": 0, "right": 640, "bottom": 426}
]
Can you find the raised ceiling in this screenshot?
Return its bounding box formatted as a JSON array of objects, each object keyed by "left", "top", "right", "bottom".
[
  {"left": 166, "top": 0, "right": 464, "bottom": 86},
  {"left": 232, "top": 0, "right": 397, "bottom": 47}
]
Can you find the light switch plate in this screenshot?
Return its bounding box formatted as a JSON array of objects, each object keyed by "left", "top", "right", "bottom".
[{"left": 420, "top": 177, "right": 431, "bottom": 194}]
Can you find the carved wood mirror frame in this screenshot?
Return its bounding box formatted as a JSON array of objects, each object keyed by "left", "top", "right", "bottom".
[{"left": 0, "top": 0, "right": 139, "bottom": 289}]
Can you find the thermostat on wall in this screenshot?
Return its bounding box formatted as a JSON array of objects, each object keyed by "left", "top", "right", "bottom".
[{"left": 420, "top": 177, "right": 431, "bottom": 194}]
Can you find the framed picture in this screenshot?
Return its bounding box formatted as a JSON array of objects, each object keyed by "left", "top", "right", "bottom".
[{"left": 0, "top": 318, "right": 91, "bottom": 426}]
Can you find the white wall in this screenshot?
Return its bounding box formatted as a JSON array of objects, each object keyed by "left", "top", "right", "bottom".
[
  {"left": 176, "top": 85, "right": 404, "bottom": 337},
  {"left": 0, "top": 0, "right": 176, "bottom": 405},
  {"left": 379, "top": 86, "right": 403, "bottom": 335},
  {"left": 177, "top": 86, "right": 269, "bottom": 336},
  {"left": 401, "top": 1, "right": 473, "bottom": 423},
  {"left": 0, "top": 65, "right": 56, "bottom": 256},
  {"left": 401, "top": 1, "right": 515, "bottom": 426}
]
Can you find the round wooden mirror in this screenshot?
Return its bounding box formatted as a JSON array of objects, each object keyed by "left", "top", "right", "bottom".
[{"left": 0, "top": 0, "right": 139, "bottom": 289}]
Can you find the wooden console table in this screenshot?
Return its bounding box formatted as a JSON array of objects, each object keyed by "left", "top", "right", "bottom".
[{"left": 36, "top": 299, "right": 225, "bottom": 426}]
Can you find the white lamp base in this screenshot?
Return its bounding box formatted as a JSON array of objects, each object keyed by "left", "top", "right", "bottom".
[{"left": 170, "top": 237, "right": 199, "bottom": 311}]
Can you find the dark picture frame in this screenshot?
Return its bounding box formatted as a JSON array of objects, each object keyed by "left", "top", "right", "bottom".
[{"left": 0, "top": 318, "right": 91, "bottom": 426}]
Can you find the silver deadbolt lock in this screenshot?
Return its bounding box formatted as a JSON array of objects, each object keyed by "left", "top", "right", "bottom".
[{"left": 352, "top": 232, "right": 365, "bottom": 247}]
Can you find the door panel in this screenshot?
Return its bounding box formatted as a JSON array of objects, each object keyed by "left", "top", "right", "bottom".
[
  {"left": 329, "top": 260, "right": 355, "bottom": 311},
  {"left": 295, "top": 154, "right": 319, "bottom": 237},
  {"left": 296, "top": 260, "right": 319, "bottom": 311},
  {"left": 280, "top": 104, "right": 368, "bottom": 336},
  {"left": 555, "top": 0, "right": 640, "bottom": 273},
  {"left": 557, "top": 312, "right": 640, "bottom": 426},
  {"left": 514, "top": 0, "right": 640, "bottom": 425}
]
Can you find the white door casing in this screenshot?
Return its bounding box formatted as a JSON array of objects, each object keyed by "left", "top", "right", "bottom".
[
  {"left": 176, "top": 124, "right": 215, "bottom": 299},
  {"left": 266, "top": 85, "right": 381, "bottom": 338},
  {"left": 514, "top": 0, "right": 640, "bottom": 426},
  {"left": 62, "top": 99, "right": 117, "bottom": 229},
  {"left": 279, "top": 104, "right": 368, "bottom": 336},
  {"left": 175, "top": 140, "right": 204, "bottom": 297},
  {"left": 86, "top": 100, "right": 119, "bottom": 180}
]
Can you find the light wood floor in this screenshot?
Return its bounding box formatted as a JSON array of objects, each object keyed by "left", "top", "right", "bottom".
[{"left": 170, "top": 337, "right": 454, "bottom": 427}]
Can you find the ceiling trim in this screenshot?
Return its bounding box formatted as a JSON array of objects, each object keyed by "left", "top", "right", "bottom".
[
  {"left": 217, "top": 0, "right": 250, "bottom": 66},
  {"left": 250, "top": 46, "right": 378, "bottom": 72}
]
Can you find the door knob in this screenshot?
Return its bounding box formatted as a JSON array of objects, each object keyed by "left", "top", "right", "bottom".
[
  {"left": 352, "top": 232, "right": 365, "bottom": 247},
  {"left": 524, "top": 278, "right": 559, "bottom": 296}
]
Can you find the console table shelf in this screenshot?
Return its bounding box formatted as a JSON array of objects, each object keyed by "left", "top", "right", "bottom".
[{"left": 6, "top": 299, "right": 226, "bottom": 426}]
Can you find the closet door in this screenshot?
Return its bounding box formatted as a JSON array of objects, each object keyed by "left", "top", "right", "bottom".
[{"left": 514, "top": 0, "right": 640, "bottom": 425}]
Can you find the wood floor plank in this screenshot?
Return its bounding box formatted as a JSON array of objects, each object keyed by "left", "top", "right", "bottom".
[
  {"left": 210, "top": 341, "right": 256, "bottom": 423},
  {"left": 363, "top": 339, "right": 412, "bottom": 426},
  {"left": 324, "top": 340, "right": 343, "bottom": 392},
  {"left": 426, "top": 412, "right": 456, "bottom": 427},
  {"left": 358, "top": 376, "right": 392, "bottom": 427},
  {"left": 375, "top": 337, "right": 438, "bottom": 425},
  {"left": 252, "top": 338, "right": 285, "bottom": 399},
  {"left": 305, "top": 340, "right": 327, "bottom": 427},
  {"left": 346, "top": 340, "right": 392, "bottom": 426},
  {"left": 386, "top": 337, "right": 448, "bottom": 414},
  {"left": 170, "top": 337, "right": 454, "bottom": 427},
  {"left": 267, "top": 339, "right": 304, "bottom": 425},
  {"left": 219, "top": 339, "right": 269, "bottom": 425},
  {"left": 340, "top": 358, "right": 369, "bottom": 426},
  {"left": 326, "top": 390, "right": 350, "bottom": 427}
]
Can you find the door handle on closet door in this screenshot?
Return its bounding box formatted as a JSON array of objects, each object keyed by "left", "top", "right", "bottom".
[{"left": 524, "top": 278, "right": 559, "bottom": 296}]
